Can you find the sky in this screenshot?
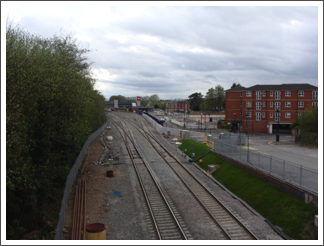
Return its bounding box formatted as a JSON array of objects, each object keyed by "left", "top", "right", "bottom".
[
  {"left": 2, "top": 2, "right": 322, "bottom": 102},
  {"left": 1, "top": 2, "right": 323, "bottom": 244}
]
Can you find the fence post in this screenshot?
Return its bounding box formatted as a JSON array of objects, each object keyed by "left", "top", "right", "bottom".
[
  {"left": 239, "top": 146, "right": 241, "bottom": 161},
  {"left": 299, "top": 165, "right": 303, "bottom": 187},
  {"left": 283, "top": 160, "right": 285, "bottom": 180},
  {"left": 258, "top": 152, "right": 260, "bottom": 168},
  {"left": 270, "top": 155, "right": 272, "bottom": 174}
]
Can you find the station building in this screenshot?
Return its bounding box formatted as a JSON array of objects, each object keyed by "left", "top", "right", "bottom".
[{"left": 225, "top": 84, "right": 318, "bottom": 134}]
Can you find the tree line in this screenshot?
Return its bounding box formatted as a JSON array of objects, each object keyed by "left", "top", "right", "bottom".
[{"left": 6, "top": 21, "right": 107, "bottom": 239}]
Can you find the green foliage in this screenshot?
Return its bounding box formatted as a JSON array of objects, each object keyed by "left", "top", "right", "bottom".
[
  {"left": 290, "top": 106, "right": 318, "bottom": 145},
  {"left": 6, "top": 20, "right": 106, "bottom": 239},
  {"left": 231, "top": 82, "right": 242, "bottom": 88},
  {"left": 188, "top": 92, "right": 203, "bottom": 111},
  {"left": 179, "top": 139, "right": 318, "bottom": 239},
  {"left": 204, "top": 85, "right": 225, "bottom": 111}
]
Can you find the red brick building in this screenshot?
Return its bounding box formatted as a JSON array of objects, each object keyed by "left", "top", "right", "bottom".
[
  {"left": 168, "top": 101, "right": 190, "bottom": 111},
  {"left": 225, "top": 84, "right": 318, "bottom": 133}
]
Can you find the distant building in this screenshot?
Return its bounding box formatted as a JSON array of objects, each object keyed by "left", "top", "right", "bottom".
[
  {"left": 168, "top": 100, "right": 190, "bottom": 111},
  {"left": 225, "top": 84, "right": 318, "bottom": 133}
]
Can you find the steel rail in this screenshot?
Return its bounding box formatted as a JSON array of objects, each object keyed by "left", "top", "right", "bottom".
[
  {"left": 109, "top": 115, "right": 187, "bottom": 240},
  {"left": 115, "top": 113, "right": 259, "bottom": 240},
  {"left": 109, "top": 116, "right": 162, "bottom": 240}
]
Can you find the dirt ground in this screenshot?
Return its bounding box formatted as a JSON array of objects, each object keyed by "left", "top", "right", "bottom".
[{"left": 62, "top": 127, "right": 114, "bottom": 240}]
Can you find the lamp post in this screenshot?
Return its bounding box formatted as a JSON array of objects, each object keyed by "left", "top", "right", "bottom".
[
  {"left": 234, "top": 113, "right": 236, "bottom": 133},
  {"left": 293, "top": 108, "right": 298, "bottom": 143},
  {"left": 276, "top": 107, "right": 280, "bottom": 142},
  {"left": 184, "top": 102, "right": 186, "bottom": 129},
  {"left": 246, "top": 107, "right": 253, "bottom": 163},
  {"left": 301, "top": 108, "right": 305, "bottom": 146},
  {"left": 230, "top": 108, "right": 234, "bottom": 132}
]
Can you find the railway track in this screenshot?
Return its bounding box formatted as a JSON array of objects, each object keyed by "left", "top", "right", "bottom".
[
  {"left": 110, "top": 112, "right": 259, "bottom": 240},
  {"left": 109, "top": 115, "right": 189, "bottom": 240}
]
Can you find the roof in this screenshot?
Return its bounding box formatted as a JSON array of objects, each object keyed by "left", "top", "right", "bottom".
[
  {"left": 226, "top": 83, "right": 317, "bottom": 92},
  {"left": 248, "top": 84, "right": 318, "bottom": 91}
]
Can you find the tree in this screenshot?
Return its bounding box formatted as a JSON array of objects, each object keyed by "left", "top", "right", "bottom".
[
  {"left": 188, "top": 92, "right": 203, "bottom": 111},
  {"left": 205, "top": 88, "right": 217, "bottom": 111},
  {"left": 149, "top": 94, "right": 160, "bottom": 102},
  {"left": 6, "top": 20, "right": 106, "bottom": 239},
  {"left": 231, "top": 82, "right": 242, "bottom": 88},
  {"left": 215, "top": 85, "right": 225, "bottom": 111},
  {"left": 204, "top": 85, "right": 225, "bottom": 111},
  {"left": 290, "top": 106, "right": 318, "bottom": 145}
]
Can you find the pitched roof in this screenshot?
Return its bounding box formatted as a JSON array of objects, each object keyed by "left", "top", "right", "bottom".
[{"left": 247, "top": 84, "right": 317, "bottom": 91}]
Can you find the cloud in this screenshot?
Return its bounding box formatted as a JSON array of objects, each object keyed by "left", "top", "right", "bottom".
[{"left": 2, "top": 4, "right": 319, "bottom": 100}]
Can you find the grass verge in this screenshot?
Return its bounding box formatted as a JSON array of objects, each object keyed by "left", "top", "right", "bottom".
[{"left": 179, "top": 139, "right": 318, "bottom": 240}]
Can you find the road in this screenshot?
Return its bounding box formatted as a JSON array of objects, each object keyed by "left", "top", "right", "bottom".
[{"left": 244, "top": 134, "right": 318, "bottom": 171}]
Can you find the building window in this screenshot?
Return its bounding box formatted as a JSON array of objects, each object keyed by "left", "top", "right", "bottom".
[
  {"left": 263, "top": 91, "right": 266, "bottom": 97},
  {"left": 275, "top": 102, "right": 281, "bottom": 110},
  {"left": 246, "top": 101, "right": 251, "bottom": 107},
  {"left": 270, "top": 112, "right": 273, "bottom": 118},
  {"left": 246, "top": 91, "right": 251, "bottom": 97},
  {"left": 313, "top": 91, "right": 318, "bottom": 100},
  {"left": 285, "top": 112, "right": 291, "bottom": 118},
  {"left": 270, "top": 102, "right": 273, "bottom": 107},
  {"left": 256, "top": 112, "right": 261, "bottom": 121},
  {"left": 298, "top": 102, "right": 304, "bottom": 108},
  {"left": 270, "top": 91, "right": 273, "bottom": 97},
  {"left": 256, "top": 102, "right": 261, "bottom": 110},
  {"left": 275, "top": 112, "right": 281, "bottom": 121},
  {"left": 298, "top": 90, "right": 304, "bottom": 96},
  {"left": 263, "top": 101, "right": 266, "bottom": 107},
  {"left": 285, "top": 102, "right": 291, "bottom": 108},
  {"left": 312, "top": 102, "right": 318, "bottom": 107},
  {"left": 256, "top": 91, "right": 261, "bottom": 100},
  {"left": 240, "top": 111, "right": 243, "bottom": 117},
  {"left": 262, "top": 112, "right": 265, "bottom": 118},
  {"left": 240, "top": 101, "right": 243, "bottom": 107},
  {"left": 285, "top": 91, "right": 291, "bottom": 97},
  {"left": 275, "top": 91, "right": 281, "bottom": 100},
  {"left": 246, "top": 112, "right": 251, "bottom": 118}
]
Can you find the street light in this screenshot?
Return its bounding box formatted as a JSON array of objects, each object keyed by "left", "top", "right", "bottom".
[
  {"left": 184, "top": 101, "right": 186, "bottom": 129},
  {"left": 276, "top": 107, "right": 280, "bottom": 142},
  {"left": 230, "top": 108, "right": 234, "bottom": 132},
  {"left": 234, "top": 113, "right": 236, "bottom": 133},
  {"left": 301, "top": 108, "right": 305, "bottom": 146},
  {"left": 293, "top": 108, "right": 298, "bottom": 143},
  {"left": 246, "top": 107, "right": 253, "bottom": 163}
]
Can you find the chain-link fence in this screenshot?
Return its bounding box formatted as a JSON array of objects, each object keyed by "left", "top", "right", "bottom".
[
  {"left": 214, "top": 139, "right": 318, "bottom": 194},
  {"left": 55, "top": 121, "right": 109, "bottom": 240}
]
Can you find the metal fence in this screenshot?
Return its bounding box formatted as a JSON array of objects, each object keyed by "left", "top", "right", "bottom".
[
  {"left": 55, "top": 121, "right": 109, "bottom": 240},
  {"left": 213, "top": 139, "right": 318, "bottom": 194}
]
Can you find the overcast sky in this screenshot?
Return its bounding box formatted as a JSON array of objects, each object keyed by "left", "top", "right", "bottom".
[{"left": 2, "top": 2, "right": 322, "bottom": 101}]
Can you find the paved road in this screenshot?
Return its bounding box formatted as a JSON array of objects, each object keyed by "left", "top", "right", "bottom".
[{"left": 243, "top": 134, "right": 318, "bottom": 171}]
